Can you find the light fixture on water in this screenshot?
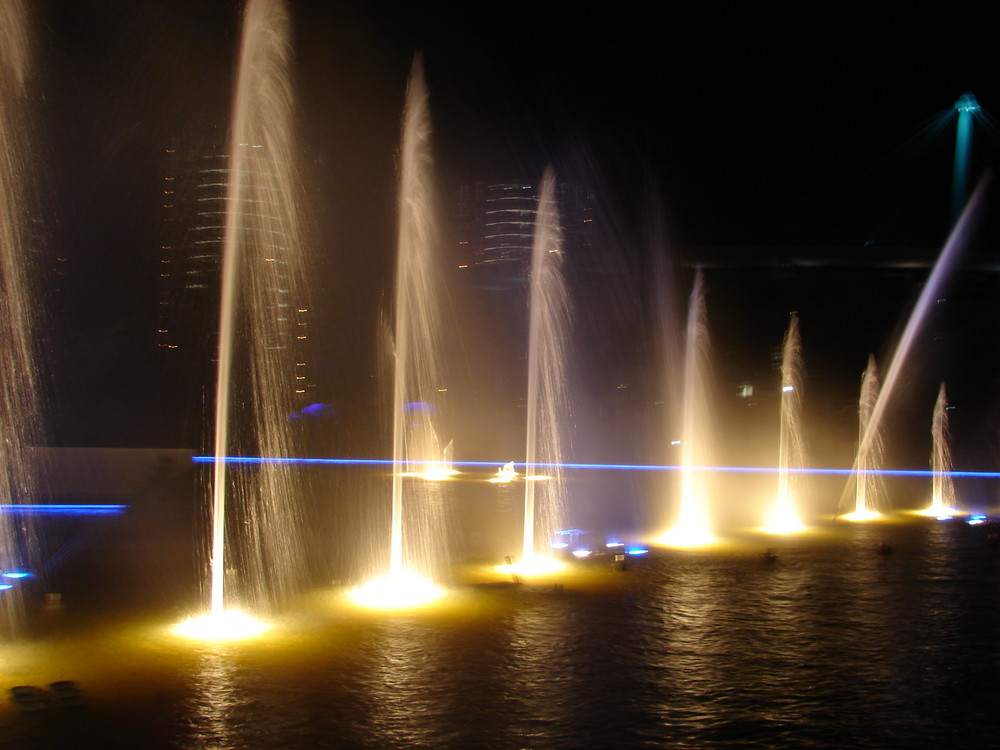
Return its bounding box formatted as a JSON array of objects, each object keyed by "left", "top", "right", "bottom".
[
  {"left": 488, "top": 461, "right": 518, "bottom": 483},
  {"left": 842, "top": 508, "right": 881, "bottom": 522},
  {"left": 398, "top": 465, "right": 459, "bottom": 481},
  {"left": 653, "top": 524, "right": 716, "bottom": 548},
  {"left": 173, "top": 610, "right": 271, "bottom": 642},
  {"left": 495, "top": 556, "right": 565, "bottom": 577},
  {"left": 761, "top": 513, "right": 806, "bottom": 534},
  {"left": 347, "top": 573, "right": 445, "bottom": 611},
  {"left": 761, "top": 491, "right": 806, "bottom": 534}
]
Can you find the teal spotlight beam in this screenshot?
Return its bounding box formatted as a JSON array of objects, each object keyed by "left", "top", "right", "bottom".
[{"left": 952, "top": 92, "right": 980, "bottom": 224}]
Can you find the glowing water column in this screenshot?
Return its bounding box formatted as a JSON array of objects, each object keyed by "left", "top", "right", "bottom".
[
  {"left": 522, "top": 169, "right": 570, "bottom": 565},
  {"left": 845, "top": 356, "right": 884, "bottom": 521},
  {"left": 764, "top": 313, "right": 806, "bottom": 533},
  {"left": 210, "top": 0, "right": 304, "bottom": 617},
  {"left": 0, "top": 0, "right": 42, "bottom": 635},
  {"left": 920, "top": 383, "right": 957, "bottom": 517},
  {"left": 388, "top": 58, "right": 451, "bottom": 579},
  {"left": 658, "top": 270, "right": 715, "bottom": 546}
]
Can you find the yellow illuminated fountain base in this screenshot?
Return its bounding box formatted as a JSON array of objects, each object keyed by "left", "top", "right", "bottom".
[
  {"left": 653, "top": 515, "right": 716, "bottom": 548},
  {"left": 398, "top": 468, "right": 459, "bottom": 481},
  {"left": 494, "top": 555, "right": 564, "bottom": 577},
  {"left": 347, "top": 572, "right": 446, "bottom": 611},
  {"left": 761, "top": 508, "right": 807, "bottom": 534},
  {"left": 173, "top": 609, "right": 271, "bottom": 642},
  {"left": 841, "top": 508, "right": 882, "bottom": 522},
  {"left": 914, "top": 504, "right": 959, "bottom": 519}
]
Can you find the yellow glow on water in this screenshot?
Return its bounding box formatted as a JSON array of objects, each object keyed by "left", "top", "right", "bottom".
[
  {"left": 761, "top": 506, "right": 807, "bottom": 534},
  {"left": 653, "top": 527, "right": 716, "bottom": 548},
  {"left": 842, "top": 509, "right": 882, "bottom": 522},
  {"left": 346, "top": 573, "right": 446, "bottom": 611},
  {"left": 495, "top": 556, "right": 565, "bottom": 577},
  {"left": 172, "top": 610, "right": 271, "bottom": 642},
  {"left": 913, "top": 506, "right": 960, "bottom": 518},
  {"left": 398, "top": 468, "right": 459, "bottom": 481}
]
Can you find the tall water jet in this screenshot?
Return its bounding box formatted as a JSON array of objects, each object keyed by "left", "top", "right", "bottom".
[
  {"left": 657, "top": 270, "right": 714, "bottom": 547},
  {"left": 842, "top": 178, "right": 987, "bottom": 516},
  {"left": 763, "top": 313, "right": 806, "bottom": 533},
  {"left": 385, "top": 58, "right": 451, "bottom": 586},
  {"left": 844, "top": 355, "right": 885, "bottom": 521},
  {"left": 208, "top": 0, "right": 307, "bottom": 618},
  {"left": 919, "top": 383, "right": 957, "bottom": 517},
  {"left": 0, "top": 0, "right": 42, "bottom": 635},
  {"left": 521, "top": 169, "right": 571, "bottom": 566}
]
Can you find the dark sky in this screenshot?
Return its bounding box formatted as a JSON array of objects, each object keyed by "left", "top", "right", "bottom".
[
  {"left": 36, "top": 0, "right": 1000, "bottom": 250},
  {"left": 24, "top": 0, "right": 1000, "bottom": 455}
]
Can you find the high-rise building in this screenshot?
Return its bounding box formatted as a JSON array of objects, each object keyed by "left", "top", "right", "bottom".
[{"left": 153, "top": 139, "right": 315, "bottom": 446}]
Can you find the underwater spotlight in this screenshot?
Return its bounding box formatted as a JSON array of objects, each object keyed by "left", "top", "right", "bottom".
[{"left": 173, "top": 610, "right": 271, "bottom": 641}]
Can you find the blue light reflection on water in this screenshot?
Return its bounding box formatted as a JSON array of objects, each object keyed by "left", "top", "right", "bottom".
[
  {"left": 191, "top": 455, "right": 1000, "bottom": 479},
  {"left": 0, "top": 504, "right": 127, "bottom": 516}
]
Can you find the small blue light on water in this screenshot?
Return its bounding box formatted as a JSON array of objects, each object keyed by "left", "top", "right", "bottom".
[
  {"left": 606, "top": 541, "right": 624, "bottom": 548},
  {"left": 626, "top": 547, "right": 649, "bottom": 556},
  {"left": 2, "top": 572, "right": 30, "bottom": 579},
  {"left": 968, "top": 515, "right": 988, "bottom": 525},
  {"left": 0, "top": 584, "right": 13, "bottom": 591},
  {"left": 551, "top": 542, "right": 569, "bottom": 549},
  {"left": 936, "top": 515, "right": 954, "bottom": 521}
]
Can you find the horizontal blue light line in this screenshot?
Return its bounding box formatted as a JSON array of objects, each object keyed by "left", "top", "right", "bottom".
[
  {"left": 191, "top": 456, "right": 1000, "bottom": 479},
  {"left": 0, "top": 504, "right": 128, "bottom": 516}
]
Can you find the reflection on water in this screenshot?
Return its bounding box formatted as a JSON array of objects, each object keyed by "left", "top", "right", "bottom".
[{"left": 3, "top": 520, "right": 1000, "bottom": 748}]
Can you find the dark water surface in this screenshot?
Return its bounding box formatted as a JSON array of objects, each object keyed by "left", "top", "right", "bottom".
[{"left": 3, "top": 519, "right": 1000, "bottom": 748}]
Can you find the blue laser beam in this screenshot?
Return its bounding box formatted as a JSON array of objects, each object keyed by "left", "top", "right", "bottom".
[
  {"left": 0, "top": 504, "right": 128, "bottom": 516},
  {"left": 191, "top": 456, "right": 1000, "bottom": 479}
]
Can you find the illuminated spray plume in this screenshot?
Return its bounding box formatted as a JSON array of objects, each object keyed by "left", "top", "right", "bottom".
[
  {"left": 844, "top": 356, "right": 885, "bottom": 521},
  {"left": 839, "top": 178, "right": 987, "bottom": 518},
  {"left": 0, "top": 0, "right": 36, "bottom": 621},
  {"left": 521, "top": 169, "right": 571, "bottom": 566},
  {"left": 763, "top": 313, "right": 806, "bottom": 533},
  {"left": 208, "top": 0, "right": 306, "bottom": 620},
  {"left": 657, "top": 270, "right": 715, "bottom": 547},
  {"left": 346, "top": 57, "right": 450, "bottom": 609},
  {"left": 920, "top": 383, "right": 957, "bottom": 517},
  {"left": 0, "top": 0, "right": 42, "bottom": 636}
]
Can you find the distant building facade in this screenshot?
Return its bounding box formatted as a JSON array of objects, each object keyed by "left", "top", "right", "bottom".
[{"left": 152, "top": 139, "right": 315, "bottom": 447}]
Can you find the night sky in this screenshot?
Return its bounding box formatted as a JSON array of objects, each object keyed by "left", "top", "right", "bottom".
[{"left": 23, "top": 1, "right": 1000, "bottom": 461}]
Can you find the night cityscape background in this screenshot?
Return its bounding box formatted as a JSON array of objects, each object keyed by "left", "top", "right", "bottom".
[
  {"left": 6, "top": 2, "right": 1000, "bottom": 748},
  {"left": 29, "top": 1, "right": 998, "bottom": 481}
]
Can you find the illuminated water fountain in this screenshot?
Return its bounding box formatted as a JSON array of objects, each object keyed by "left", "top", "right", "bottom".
[
  {"left": 348, "top": 59, "right": 449, "bottom": 608},
  {"left": 656, "top": 270, "right": 715, "bottom": 547},
  {"left": 919, "top": 383, "right": 957, "bottom": 518},
  {"left": 183, "top": 0, "right": 308, "bottom": 637},
  {"left": 843, "top": 355, "right": 885, "bottom": 521},
  {"left": 515, "top": 168, "right": 571, "bottom": 574},
  {"left": 763, "top": 313, "right": 807, "bottom": 533},
  {"left": 839, "top": 179, "right": 986, "bottom": 522},
  {"left": 0, "top": 0, "right": 42, "bottom": 636}
]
